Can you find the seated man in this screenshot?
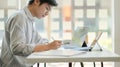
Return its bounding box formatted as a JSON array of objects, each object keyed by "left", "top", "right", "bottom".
[{"left": 1, "top": 0, "right": 62, "bottom": 67}]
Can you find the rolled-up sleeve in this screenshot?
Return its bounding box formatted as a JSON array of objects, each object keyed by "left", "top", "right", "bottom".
[{"left": 9, "top": 15, "right": 34, "bottom": 56}]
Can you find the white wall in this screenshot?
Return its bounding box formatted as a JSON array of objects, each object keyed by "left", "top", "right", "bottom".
[{"left": 114, "top": 0, "right": 120, "bottom": 67}]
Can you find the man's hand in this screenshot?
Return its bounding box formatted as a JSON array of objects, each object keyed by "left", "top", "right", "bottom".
[{"left": 47, "top": 40, "right": 62, "bottom": 49}]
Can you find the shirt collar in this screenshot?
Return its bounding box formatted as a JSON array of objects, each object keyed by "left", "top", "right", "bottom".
[{"left": 23, "top": 6, "right": 35, "bottom": 22}]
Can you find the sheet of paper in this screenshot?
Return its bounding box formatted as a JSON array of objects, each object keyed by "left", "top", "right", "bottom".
[{"left": 34, "top": 49, "right": 86, "bottom": 57}]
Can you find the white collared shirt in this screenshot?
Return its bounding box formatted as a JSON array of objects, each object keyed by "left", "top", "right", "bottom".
[{"left": 1, "top": 6, "right": 48, "bottom": 67}]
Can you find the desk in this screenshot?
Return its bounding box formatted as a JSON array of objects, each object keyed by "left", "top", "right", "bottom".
[{"left": 26, "top": 50, "right": 120, "bottom": 66}]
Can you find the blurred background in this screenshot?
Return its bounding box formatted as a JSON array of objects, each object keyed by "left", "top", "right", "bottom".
[
  {"left": 0, "top": 0, "right": 115, "bottom": 67},
  {"left": 0, "top": 0, "right": 112, "bottom": 50}
]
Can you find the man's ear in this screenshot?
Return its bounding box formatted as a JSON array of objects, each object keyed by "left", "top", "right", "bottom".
[{"left": 34, "top": 0, "right": 40, "bottom": 6}]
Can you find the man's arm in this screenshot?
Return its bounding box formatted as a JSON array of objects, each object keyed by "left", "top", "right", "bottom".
[{"left": 33, "top": 40, "right": 62, "bottom": 52}]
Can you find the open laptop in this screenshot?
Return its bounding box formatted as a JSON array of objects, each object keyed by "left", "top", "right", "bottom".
[
  {"left": 80, "top": 31, "right": 103, "bottom": 51},
  {"left": 62, "top": 31, "right": 103, "bottom": 51},
  {"left": 88, "top": 31, "right": 103, "bottom": 51}
]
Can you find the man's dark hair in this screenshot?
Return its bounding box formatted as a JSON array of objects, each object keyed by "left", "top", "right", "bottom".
[{"left": 28, "top": 0, "right": 58, "bottom": 6}]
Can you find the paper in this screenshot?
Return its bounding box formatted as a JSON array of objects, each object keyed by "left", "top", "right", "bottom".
[{"left": 34, "top": 49, "right": 86, "bottom": 57}]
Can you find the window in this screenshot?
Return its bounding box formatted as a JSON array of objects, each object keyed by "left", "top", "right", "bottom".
[
  {"left": 0, "top": 0, "right": 112, "bottom": 50},
  {"left": 0, "top": 9, "right": 4, "bottom": 18},
  {"left": 8, "top": 0, "right": 17, "bottom": 6},
  {"left": 72, "top": 0, "right": 112, "bottom": 50}
]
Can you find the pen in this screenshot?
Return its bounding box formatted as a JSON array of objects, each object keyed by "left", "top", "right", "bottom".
[
  {"left": 51, "top": 37, "right": 54, "bottom": 40},
  {"left": 51, "top": 37, "right": 64, "bottom": 44}
]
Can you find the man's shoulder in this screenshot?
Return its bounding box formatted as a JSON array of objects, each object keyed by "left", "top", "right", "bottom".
[
  {"left": 10, "top": 10, "right": 26, "bottom": 20},
  {"left": 6, "top": 10, "right": 27, "bottom": 28}
]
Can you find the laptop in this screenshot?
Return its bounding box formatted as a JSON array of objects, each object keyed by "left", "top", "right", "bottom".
[
  {"left": 88, "top": 31, "right": 103, "bottom": 51},
  {"left": 62, "top": 31, "right": 103, "bottom": 51}
]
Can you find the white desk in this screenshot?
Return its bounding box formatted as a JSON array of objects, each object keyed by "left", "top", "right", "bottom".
[{"left": 26, "top": 50, "right": 120, "bottom": 65}]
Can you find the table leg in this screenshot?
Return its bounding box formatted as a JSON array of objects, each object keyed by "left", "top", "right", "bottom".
[
  {"left": 80, "top": 62, "right": 84, "bottom": 67},
  {"left": 44, "top": 63, "right": 46, "bottom": 67},
  {"left": 37, "top": 63, "right": 39, "bottom": 67},
  {"left": 93, "top": 62, "right": 96, "bottom": 67},
  {"left": 101, "top": 62, "right": 103, "bottom": 67},
  {"left": 69, "top": 62, "right": 72, "bottom": 67}
]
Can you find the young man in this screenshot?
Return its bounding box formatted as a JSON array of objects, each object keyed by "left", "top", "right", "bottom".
[{"left": 1, "top": 0, "right": 62, "bottom": 67}]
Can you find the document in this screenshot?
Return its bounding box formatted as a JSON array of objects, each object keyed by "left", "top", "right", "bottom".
[{"left": 34, "top": 49, "right": 86, "bottom": 57}]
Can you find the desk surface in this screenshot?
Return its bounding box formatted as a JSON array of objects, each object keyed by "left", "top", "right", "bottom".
[{"left": 26, "top": 49, "right": 120, "bottom": 64}]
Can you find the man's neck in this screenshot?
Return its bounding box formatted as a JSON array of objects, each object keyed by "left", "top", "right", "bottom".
[{"left": 28, "top": 5, "right": 35, "bottom": 17}]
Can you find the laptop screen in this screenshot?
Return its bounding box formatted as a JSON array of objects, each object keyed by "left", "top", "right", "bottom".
[
  {"left": 90, "top": 31, "right": 103, "bottom": 49},
  {"left": 72, "top": 27, "right": 89, "bottom": 46}
]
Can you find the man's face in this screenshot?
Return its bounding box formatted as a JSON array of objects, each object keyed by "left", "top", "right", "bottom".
[
  {"left": 32, "top": 0, "right": 51, "bottom": 18},
  {"left": 36, "top": 3, "right": 51, "bottom": 18}
]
